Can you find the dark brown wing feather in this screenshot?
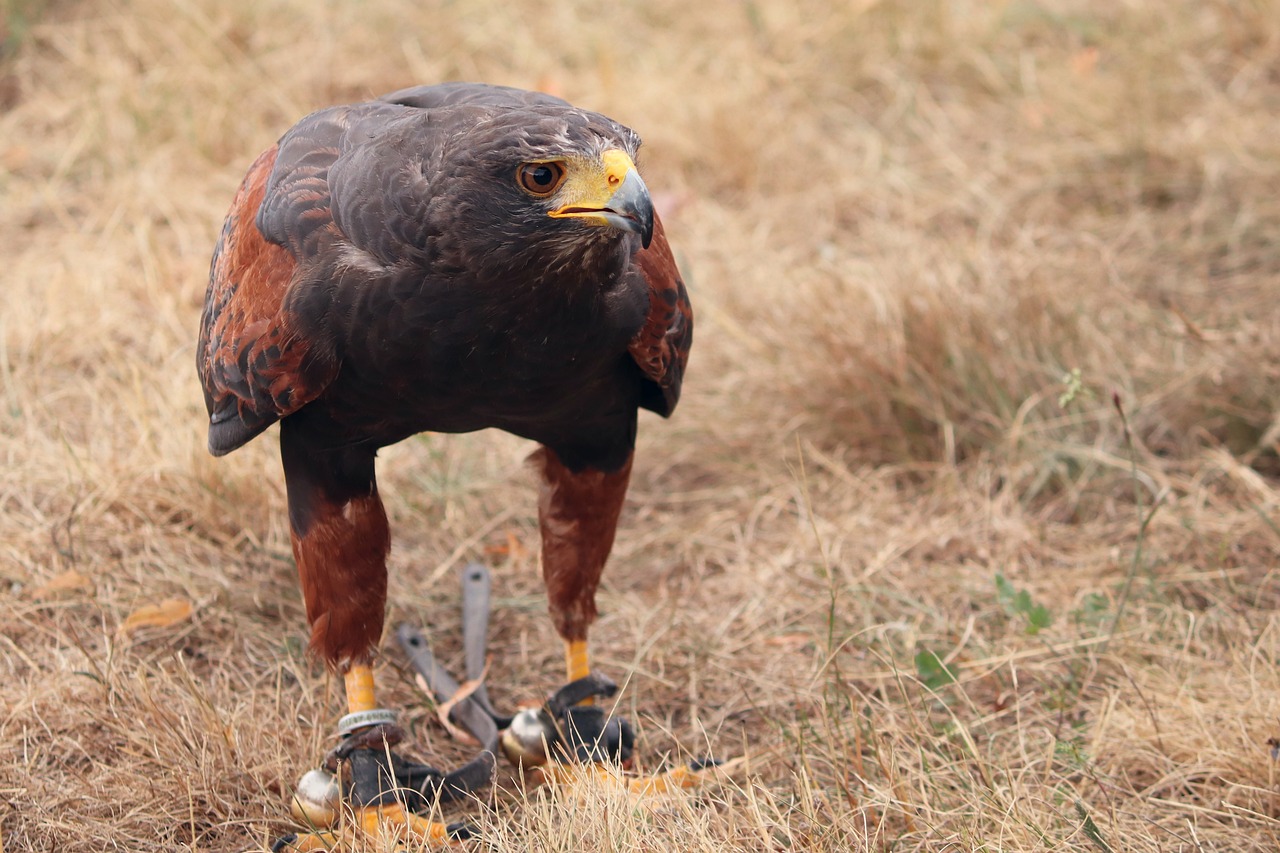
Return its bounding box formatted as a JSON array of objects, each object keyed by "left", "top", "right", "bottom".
[
  {"left": 197, "top": 145, "right": 338, "bottom": 456},
  {"left": 629, "top": 215, "right": 692, "bottom": 417}
]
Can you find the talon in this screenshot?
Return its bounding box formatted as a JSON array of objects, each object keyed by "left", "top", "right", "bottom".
[
  {"left": 446, "top": 821, "right": 477, "bottom": 841},
  {"left": 273, "top": 830, "right": 341, "bottom": 852},
  {"left": 270, "top": 833, "right": 298, "bottom": 853}
]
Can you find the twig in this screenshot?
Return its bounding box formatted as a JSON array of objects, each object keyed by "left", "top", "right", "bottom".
[{"left": 1102, "top": 392, "right": 1164, "bottom": 655}]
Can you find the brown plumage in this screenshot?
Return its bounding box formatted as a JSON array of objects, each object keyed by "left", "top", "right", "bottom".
[{"left": 197, "top": 83, "right": 691, "bottom": 692}]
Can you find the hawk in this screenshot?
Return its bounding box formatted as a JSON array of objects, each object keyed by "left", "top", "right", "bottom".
[{"left": 197, "top": 82, "right": 691, "bottom": 844}]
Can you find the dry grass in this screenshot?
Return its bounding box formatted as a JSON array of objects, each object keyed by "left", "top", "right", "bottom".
[{"left": 2, "top": 0, "right": 1280, "bottom": 850}]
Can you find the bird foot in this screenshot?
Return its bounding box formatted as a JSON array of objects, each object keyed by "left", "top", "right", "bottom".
[
  {"left": 498, "top": 674, "right": 733, "bottom": 801},
  {"left": 272, "top": 803, "right": 472, "bottom": 852},
  {"left": 533, "top": 755, "right": 729, "bottom": 798},
  {"left": 391, "top": 564, "right": 729, "bottom": 836},
  {"left": 273, "top": 723, "right": 486, "bottom": 851},
  {"left": 500, "top": 672, "right": 635, "bottom": 767}
]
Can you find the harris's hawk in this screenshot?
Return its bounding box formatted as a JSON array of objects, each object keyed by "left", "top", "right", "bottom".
[{"left": 197, "top": 83, "right": 692, "bottom": 843}]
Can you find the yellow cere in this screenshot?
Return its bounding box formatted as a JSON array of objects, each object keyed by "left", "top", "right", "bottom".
[{"left": 548, "top": 149, "right": 638, "bottom": 224}]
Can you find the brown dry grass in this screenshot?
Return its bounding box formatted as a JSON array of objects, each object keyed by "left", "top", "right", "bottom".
[{"left": 3, "top": 0, "right": 1280, "bottom": 850}]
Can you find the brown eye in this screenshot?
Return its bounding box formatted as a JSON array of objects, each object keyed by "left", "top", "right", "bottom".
[{"left": 517, "top": 161, "right": 566, "bottom": 196}]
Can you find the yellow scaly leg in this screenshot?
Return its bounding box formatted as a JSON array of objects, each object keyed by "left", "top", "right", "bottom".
[
  {"left": 564, "top": 639, "right": 590, "bottom": 683},
  {"left": 564, "top": 638, "right": 593, "bottom": 706},
  {"left": 344, "top": 664, "right": 377, "bottom": 713}
]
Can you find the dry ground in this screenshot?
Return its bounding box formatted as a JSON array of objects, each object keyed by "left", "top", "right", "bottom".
[{"left": 3, "top": 0, "right": 1280, "bottom": 850}]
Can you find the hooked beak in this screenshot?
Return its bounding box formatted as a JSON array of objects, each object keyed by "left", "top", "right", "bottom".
[{"left": 549, "top": 149, "right": 655, "bottom": 248}]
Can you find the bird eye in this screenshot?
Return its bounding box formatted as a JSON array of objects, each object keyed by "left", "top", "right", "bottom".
[{"left": 517, "top": 161, "right": 566, "bottom": 196}]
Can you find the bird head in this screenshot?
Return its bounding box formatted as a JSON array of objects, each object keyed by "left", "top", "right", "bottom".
[
  {"left": 521, "top": 147, "right": 654, "bottom": 249},
  {"left": 414, "top": 104, "right": 656, "bottom": 280},
  {"left": 323, "top": 97, "right": 656, "bottom": 286}
]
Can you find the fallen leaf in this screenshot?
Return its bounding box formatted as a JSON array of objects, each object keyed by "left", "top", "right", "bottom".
[
  {"left": 436, "top": 660, "right": 489, "bottom": 745},
  {"left": 30, "top": 570, "right": 93, "bottom": 600},
  {"left": 2, "top": 144, "right": 29, "bottom": 172},
  {"left": 1070, "top": 46, "right": 1099, "bottom": 77},
  {"left": 764, "top": 633, "right": 810, "bottom": 650},
  {"left": 484, "top": 529, "right": 528, "bottom": 560},
  {"left": 1021, "top": 100, "right": 1050, "bottom": 130},
  {"left": 119, "top": 598, "right": 193, "bottom": 636}
]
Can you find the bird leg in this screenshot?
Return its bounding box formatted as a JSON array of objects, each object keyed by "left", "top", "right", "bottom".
[
  {"left": 337, "top": 664, "right": 396, "bottom": 732},
  {"left": 345, "top": 665, "right": 377, "bottom": 712},
  {"left": 564, "top": 638, "right": 591, "bottom": 684},
  {"left": 277, "top": 671, "right": 474, "bottom": 852},
  {"left": 518, "top": 444, "right": 645, "bottom": 769},
  {"left": 532, "top": 445, "right": 633, "bottom": 693},
  {"left": 276, "top": 423, "right": 472, "bottom": 850},
  {"left": 276, "top": 663, "right": 477, "bottom": 852}
]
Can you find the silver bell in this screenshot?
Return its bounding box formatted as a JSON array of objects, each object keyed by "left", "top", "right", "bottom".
[
  {"left": 500, "top": 707, "right": 557, "bottom": 768},
  {"left": 289, "top": 767, "right": 341, "bottom": 828}
]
